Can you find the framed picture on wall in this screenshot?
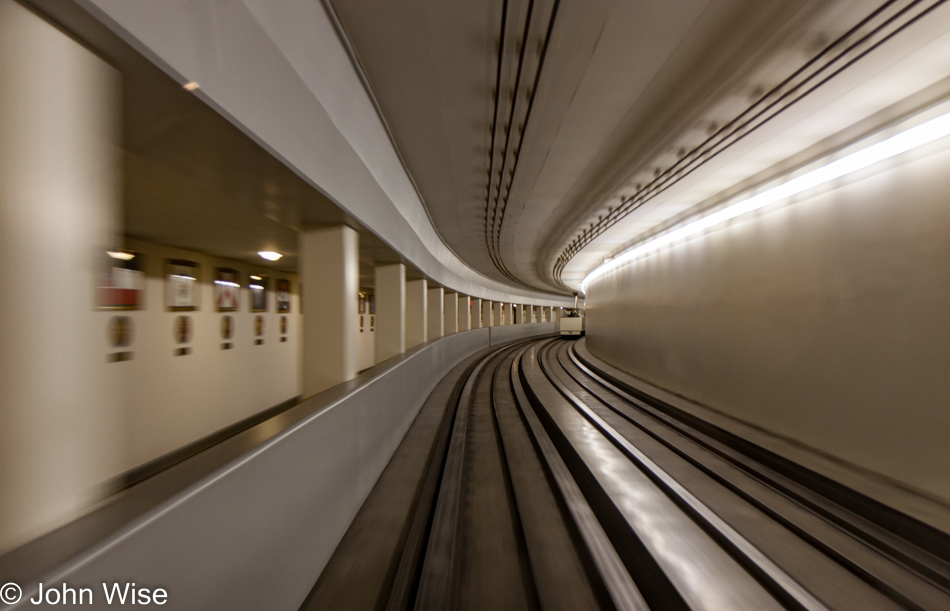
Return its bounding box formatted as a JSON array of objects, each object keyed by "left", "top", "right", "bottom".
[
  {"left": 166, "top": 259, "right": 199, "bottom": 311},
  {"left": 276, "top": 278, "right": 291, "bottom": 313},
  {"left": 250, "top": 274, "right": 268, "bottom": 312},
  {"left": 215, "top": 268, "right": 240, "bottom": 311},
  {"left": 97, "top": 249, "right": 145, "bottom": 309}
]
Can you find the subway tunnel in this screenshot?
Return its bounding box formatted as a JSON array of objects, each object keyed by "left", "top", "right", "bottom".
[{"left": 1, "top": 0, "right": 950, "bottom": 608}]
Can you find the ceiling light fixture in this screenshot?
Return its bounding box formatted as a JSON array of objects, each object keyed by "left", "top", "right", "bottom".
[
  {"left": 183, "top": 81, "right": 200, "bottom": 91},
  {"left": 581, "top": 105, "right": 950, "bottom": 294},
  {"left": 107, "top": 251, "right": 135, "bottom": 261},
  {"left": 258, "top": 251, "right": 283, "bottom": 261},
  {"left": 250, "top": 275, "right": 262, "bottom": 281}
]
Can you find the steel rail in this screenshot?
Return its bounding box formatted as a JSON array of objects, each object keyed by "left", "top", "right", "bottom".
[
  {"left": 531, "top": 341, "right": 831, "bottom": 610},
  {"left": 555, "top": 342, "right": 950, "bottom": 610}
]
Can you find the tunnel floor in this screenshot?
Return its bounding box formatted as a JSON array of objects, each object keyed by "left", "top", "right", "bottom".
[{"left": 302, "top": 337, "right": 950, "bottom": 611}]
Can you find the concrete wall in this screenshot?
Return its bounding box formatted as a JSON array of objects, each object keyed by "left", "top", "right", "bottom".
[
  {"left": 12, "top": 323, "right": 554, "bottom": 610},
  {"left": 489, "top": 321, "right": 556, "bottom": 345},
  {"left": 586, "top": 138, "right": 950, "bottom": 503}
]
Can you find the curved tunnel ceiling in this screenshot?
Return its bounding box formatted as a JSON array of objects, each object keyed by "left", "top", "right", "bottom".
[
  {"left": 327, "top": 0, "right": 828, "bottom": 294},
  {"left": 329, "top": 0, "right": 950, "bottom": 295}
]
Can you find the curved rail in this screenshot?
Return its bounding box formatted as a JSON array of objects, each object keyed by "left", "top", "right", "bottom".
[{"left": 305, "top": 336, "right": 950, "bottom": 610}]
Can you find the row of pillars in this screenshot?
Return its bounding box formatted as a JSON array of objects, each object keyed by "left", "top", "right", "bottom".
[
  {"left": 0, "top": 4, "right": 556, "bottom": 552},
  {"left": 301, "top": 226, "right": 554, "bottom": 398}
]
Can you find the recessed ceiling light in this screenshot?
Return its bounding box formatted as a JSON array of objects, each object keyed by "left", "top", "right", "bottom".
[
  {"left": 107, "top": 251, "right": 135, "bottom": 260},
  {"left": 183, "top": 81, "right": 200, "bottom": 91},
  {"left": 250, "top": 275, "right": 262, "bottom": 280},
  {"left": 258, "top": 251, "right": 283, "bottom": 261}
]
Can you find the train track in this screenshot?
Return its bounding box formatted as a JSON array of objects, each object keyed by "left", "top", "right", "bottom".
[{"left": 303, "top": 337, "right": 950, "bottom": 610}]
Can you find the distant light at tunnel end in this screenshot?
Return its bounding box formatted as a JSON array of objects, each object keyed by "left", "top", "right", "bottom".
[
  {"left": 258, "top": 251, "right": 283, "bottom": 261},
  {"left": 580, "top": 105, "right": 950, "bottom": 295}
]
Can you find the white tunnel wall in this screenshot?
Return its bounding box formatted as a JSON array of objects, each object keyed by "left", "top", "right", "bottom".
[
  {"left": 120, "top": 239, "right": 302, "bottom": 473},
  {"left": 585, "top": 140, "right": 950, "bottom": 503}
]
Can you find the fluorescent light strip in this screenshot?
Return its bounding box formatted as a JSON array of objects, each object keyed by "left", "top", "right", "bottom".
[
  {"left": 581, "top": 108, "right": 950, "bottom": 293},
  {"left": 170, "top": 274, "right": 196, "bottom": 281},
  {"left": 249, "top": 284, "right": 264, "bottom": 290},
  {"left": 215, "top": 280, "right": 240, "bottom": 288}
]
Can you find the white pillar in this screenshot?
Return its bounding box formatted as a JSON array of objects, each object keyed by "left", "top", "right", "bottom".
[
  {"left": 0, "top": 1, "right": 122, "bottom": 551},
  {"left": 406, "top": 279, "right": 427, "bottom": 349},
  {"left": 443, "top": 291, "right": 459, "bottom": 335},
  {"left": 428, "top": 286, "right": 444, "bottom": 340},
  {"left": 471, "top": 298, "right": 482, "bottom": 328},
  {"left": 484, "top": 300, "right": 495, "bottom": 327},
  {"left": 375, "top": 263, "right": 405, "bottom": 362},
  {"left": 301, "top": 226, "right": 359, "bottom": 397},
  {"left": 457, "top": 294, "right": 470, "bottom": 331}
]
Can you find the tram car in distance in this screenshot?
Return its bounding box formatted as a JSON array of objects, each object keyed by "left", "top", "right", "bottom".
[{"left": 558, "top": 309, "right": 585, "bottom": 336}]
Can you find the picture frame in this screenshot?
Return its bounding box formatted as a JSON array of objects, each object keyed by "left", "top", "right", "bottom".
[
  {"left": 215, "top": 268, "right": 240, "bottom": 311},
  {"left": 250, "top": 274, "right": 268, "bottom": 312},
  {"left": 98, "top": 250, "right": 145, "bottom": 310},
  {"left": 276, "top": 278, "right": 291, "bottom": 313},
  {"left": 166, "top": 259, "right": 199, "bottom": 311}
]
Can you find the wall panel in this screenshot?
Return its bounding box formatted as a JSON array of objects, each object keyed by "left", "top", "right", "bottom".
[{"left": 586, "top": 141, "right": 950, "bottom": 502}]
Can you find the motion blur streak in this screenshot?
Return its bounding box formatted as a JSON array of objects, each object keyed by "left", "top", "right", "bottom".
[{"left": 582, "top": 104, "right": 950, "bottom": 293}]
